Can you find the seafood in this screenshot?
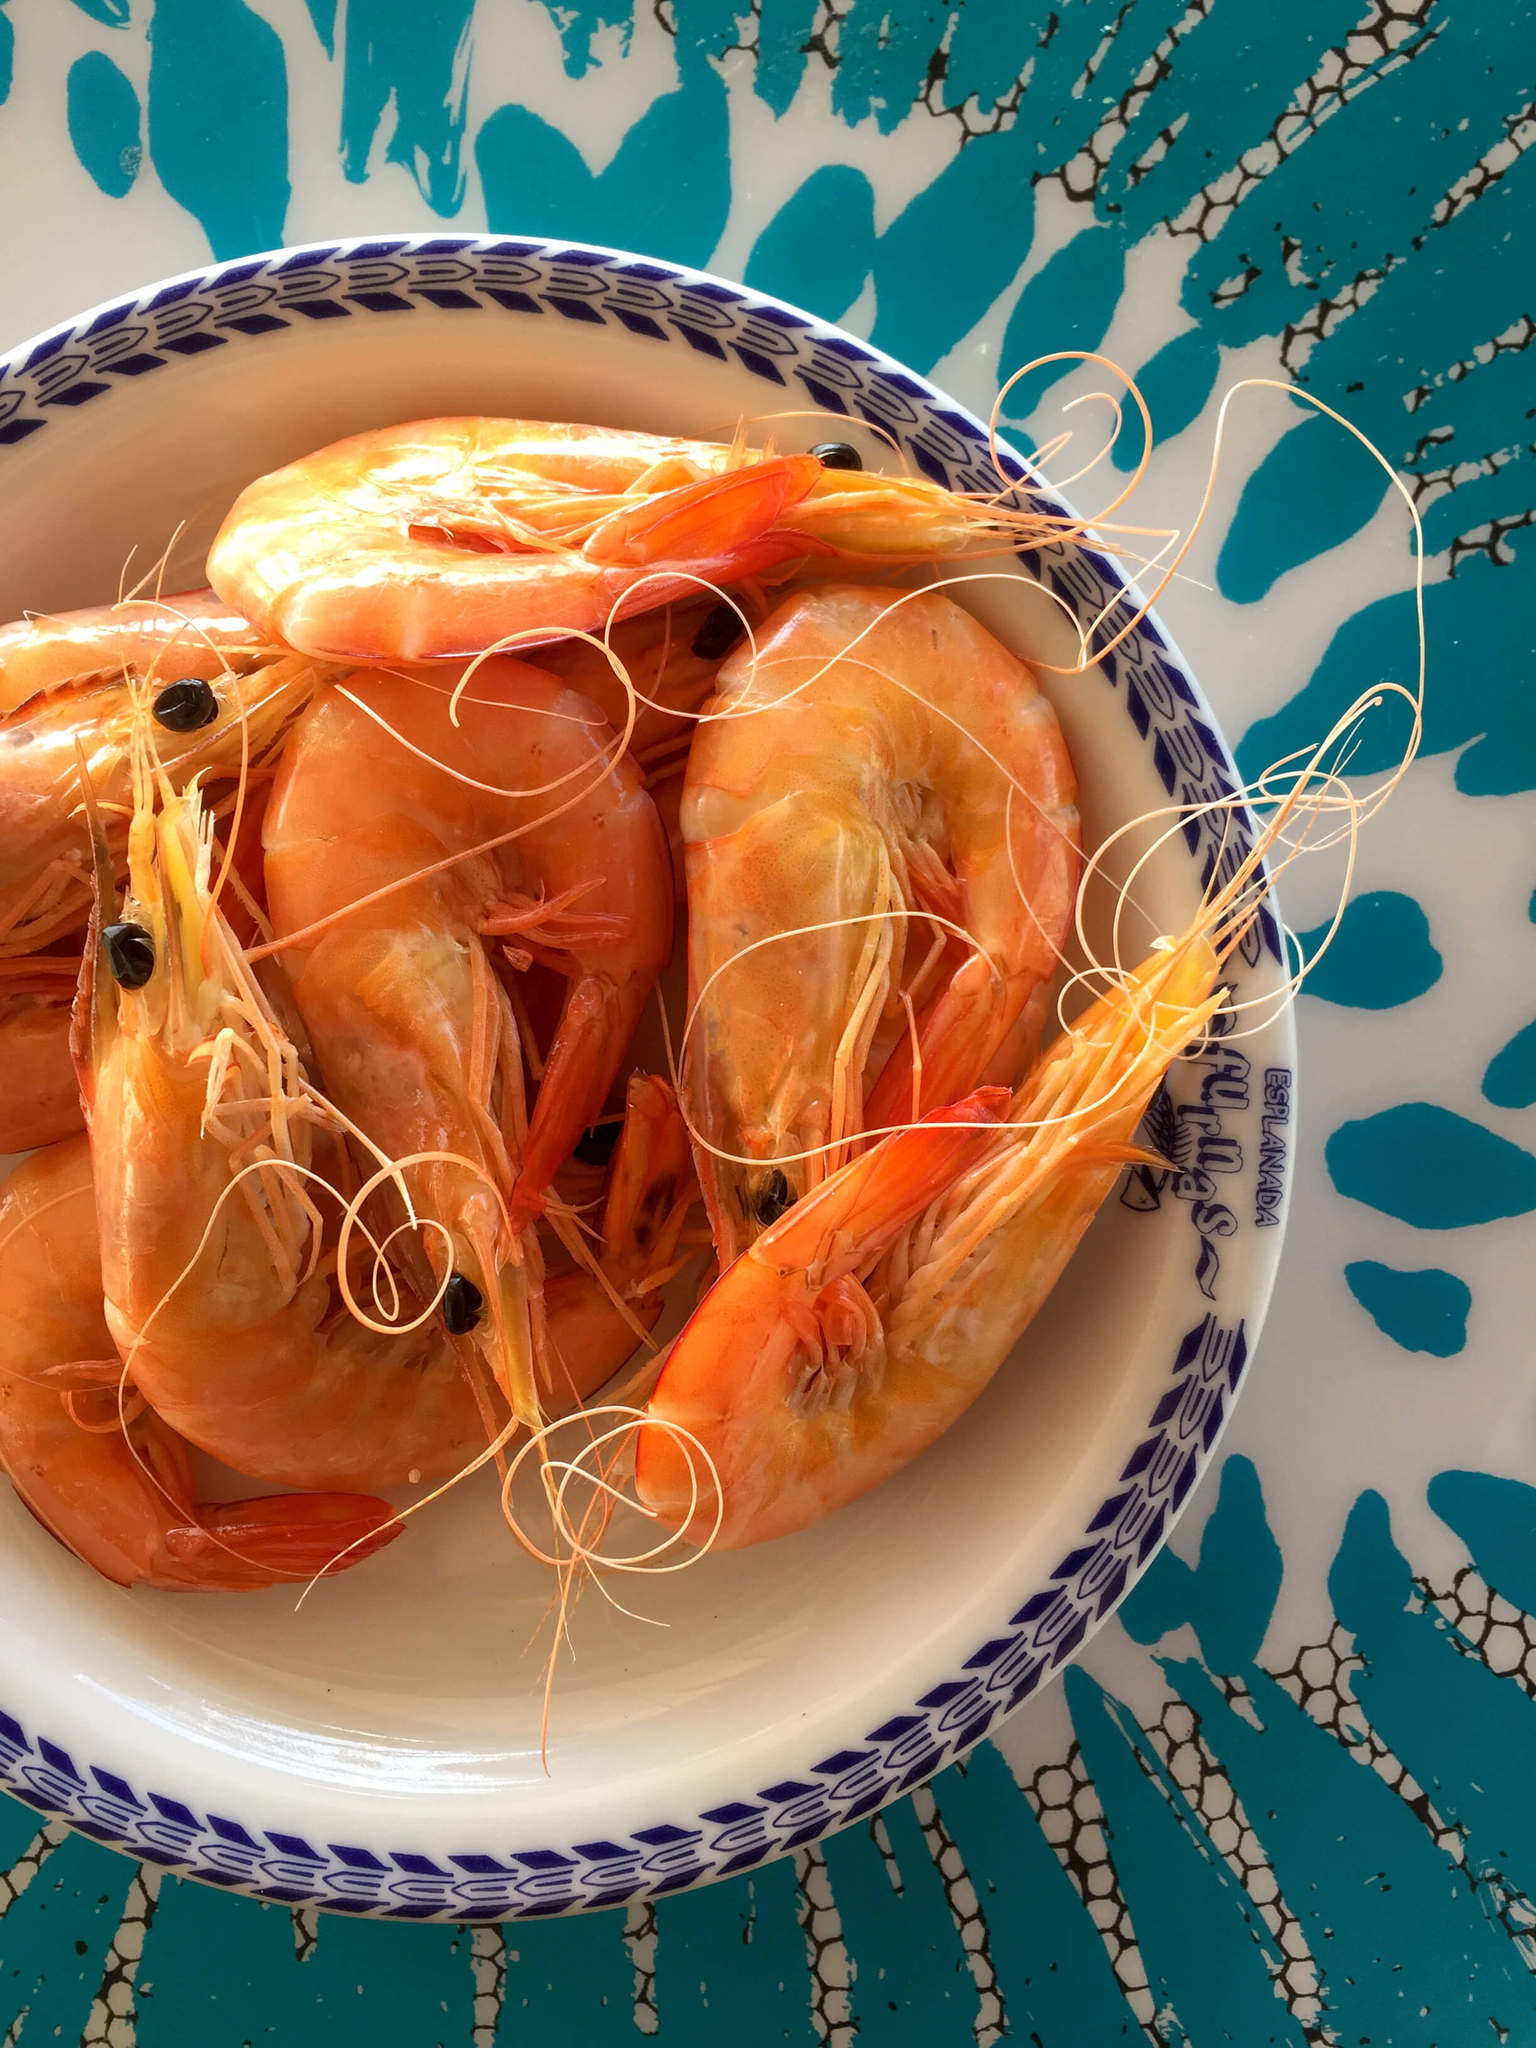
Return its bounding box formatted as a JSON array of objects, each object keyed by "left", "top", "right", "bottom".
[
  {"left": 0, "top": 958, "right": 81, "bottom": 1152},
  {"left": 682, "top": 585, "right": 1080, "bottom": 1264},
  {"left": 638, "top": 931, "right": 1223, "bottom": 1548},
  {"left": 0, "top": 588, "right": 268, "bottom": 716},
  {"left": 543, "top": 1074, "right": 699, "bottom": 1406},
  {"left": 262, "top": 658, "right": 673, "bottom": 1417},
  {"left": 206, "top": 418, "right": 1057, "bottom": 661},
  {"left": 79, "top": 745, "right": 504, "bottom": 1492},
  {"left": 0, "top": 1141, "right": 401, "bottom": 1590},
  {"left": 0, "top": 635, "right": 324, "bottom": 959},
  {"left": 538, "top": 598, "right": 754, "bottom": 904},
  {"left": 535, "top": 595, "right": 749, "bottom": 772},
  {"left": 635, "top": 1089, "right": 1009, "bottom": 1545}
]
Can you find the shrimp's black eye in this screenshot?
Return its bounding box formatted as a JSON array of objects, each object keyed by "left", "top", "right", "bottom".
[
  {"left": 810, "top": 441, "right": 863, "bottom": 472},
  {"left": 574, "top": 1120, "right": 622, "bottom": 1167},
  {"left": 751, "top": 1170, "right": 792, "bottom": 1227},
  {"left": 691, "top": 604, "right": 746, "bottom": 661},
  {"left": 102, "top": 921, "right": 156, "bottom": 991},
  {"left": 442, "top": 1272, "right": 485, "bottom": 1336},
  {"left": 152, "top": 678, "right": 220, "bottom": 733}
]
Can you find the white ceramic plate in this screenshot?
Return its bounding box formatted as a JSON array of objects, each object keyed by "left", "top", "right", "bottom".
[{"left": 0, "top": 235, "right": 1293, "bottom": 1920}]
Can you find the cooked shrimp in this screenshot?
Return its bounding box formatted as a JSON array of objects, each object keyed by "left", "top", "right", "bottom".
[
  {"left": 635, "top": 1089, "right": 1009, "bottom": 1545},
  {"left": 205, "top": 418, "right": 1065, "bottom": 662},
  {"left": 0, "top": 589, "right": 267, "bottom": 715},
  {"left": 79, "top": 743, "right": 505, "bottom": 1491},
  {"left": 0, "top": 639, "right": 324, "bottom": 959},
  {"left": 543, "top": 1075, "right": 699, "bottom": 1407},
  {"left": 638, "top": 930, "right": 1223, "bottom": 1549},
  {"left": 262, "top": 658, "right": 672, "bottom": 1416},
  {"left": 682, "top": 585, "right": 1080, "bottom": 1264},
  {"left": 0, "top": 958, "right": 82, "bottom": 1152},
  {"left": 535, "top": 595, "right": 750, "bottom": 773},
  {"left": 0, "top": 1141, "right": 401, "bottom": 1590}
]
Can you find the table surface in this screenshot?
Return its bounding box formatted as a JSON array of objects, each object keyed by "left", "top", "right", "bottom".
[{"left": 2, "top": 3, "right": 1533, "bottom": 2043}]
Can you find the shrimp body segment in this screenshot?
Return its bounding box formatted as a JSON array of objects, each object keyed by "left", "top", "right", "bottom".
[
  {"left": 640, "top": 938, "right": 1222, "bottom": 1550},
  {"left": 535, "top": 596, "right": 743, "bottom": 773},
  {"left": 683, "top": 585, "right": 1080, "bottom": 1263},
  {"left": 81, "top": 761, "right": 500, "bottom": 1493},
  {"left": 208, "top": 419, "right": 824, "bottom": 661},
  {"left": 635, "top": 1089, "right": 1008, "bottom": 1547},
  {"left": 0, "top": 958, "right": 83, "bottom": 1152},
  {"left": 263, "top": 659, "right": 673, "bottom": 1416},
  {"left": 0, "top": 1142, "right": 400, "bottom": 1591},
  {"left": 0, "top": 589, "right": 269, "bottom": 716}
]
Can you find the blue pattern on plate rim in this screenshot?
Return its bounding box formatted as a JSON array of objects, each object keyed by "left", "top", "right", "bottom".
[{"left": 0, "top": 235, "right": 1290, "bottom": 1920}]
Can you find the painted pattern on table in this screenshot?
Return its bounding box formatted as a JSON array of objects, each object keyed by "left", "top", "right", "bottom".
[{"left": 2, "top": 0, "right": 1535, "bottom": 2040}]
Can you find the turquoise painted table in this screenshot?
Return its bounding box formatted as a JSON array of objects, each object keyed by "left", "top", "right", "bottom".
[{"left": 3, "top": 2, "right": 1535, "bottom": 2041}]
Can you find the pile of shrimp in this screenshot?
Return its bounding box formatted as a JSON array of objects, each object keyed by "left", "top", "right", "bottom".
[{"left": 0, "top": 382, "right": 1422, "bottom": 1683}]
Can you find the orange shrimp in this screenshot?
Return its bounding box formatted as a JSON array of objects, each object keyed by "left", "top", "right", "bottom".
[
  {"left": 0, "top": 589, "right": 267, "bottom": 716},
  {"left": 534, "top": 595, "right": 750, "bottom": 773},
  {"left": 205, "top": 418, "right": 1063, "bottom": 662},
  {"left": 0, "top": 957, "right": 82, "bottom": 1152},
  {"left": 542, "top": 1074, "right": 699, "bottom": 1408},
  {"left": 682, "top": 585, "right": 1080, "bottom": 1264},
  {"left": 0, "top": 634, "right": 324, "bottom": 961},
  {"left": 0, "top": 1140, "right": 401, "bottom": 1591},
  {"left": 638, "top": 930, "right": 1224, "bottom": 1549},
  {"left": 261, "top": 658, "right": 673, "bottom": 1418},
  {"left": 635, "top": 1089, "right": 1009, "bottom": 1545},
  {"left": 78, "top": 739, "right": 505, "bottom": 1492}
]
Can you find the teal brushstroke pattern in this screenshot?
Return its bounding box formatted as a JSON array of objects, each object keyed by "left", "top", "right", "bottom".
[
  {"left": 144, "top": 0, "right": 288, "bottom": 259},
  {"left": 1428, "top": 1469, "right": 1536, "bottom": 1614},
  {"left": 333, "top": 0, "right": 475, "bottom": 213},
  {"left": 1125, "top": 1458, "right": 1536, "bottom": 2045},
  {"left": 1327, "top": 1103, "right": 1536, "bottom": 1228},
  {"left": 1331, "top": 1491, "right": 1536, "bottom": 1904},
  {"left": 746, "top": 164, "right": 876, "bottom": 327},
  {"left": 1344, "top": 1259, "right": 1471, "bottom": 1357},
  {"left": 0, "top": 1832, "right": 137, "bottom": 2047},
  {"left": 929, "top": 1745, "right": 1142, "bottom": 2042},
  {"left": 134, "top": 1879, "right": 473, "bottom": 2046},
  {"left": 1290, "top": 890, "right": 1442, "bottom": 1010},
  {"left": 821, "top": 1802, "right": 978, "bottom": 2044},
  {"left": 652, "top": 1861, "right": 818, "bottom": 2046},
  {"left": 66, "top": 52, "right": 140, "bottom": 199},
  {"left": 1067, "top": 1664, "right": 1307, "bottom": 2047},
  {"left": 476, "top": 69, "right": 731, "bottom": 272},
  {"left": 1238, "top": 547, "right": 1536, "bottom": 800},
  {"left": 1485, "top": 1017, "right": 1536, "bottom": 1111}
]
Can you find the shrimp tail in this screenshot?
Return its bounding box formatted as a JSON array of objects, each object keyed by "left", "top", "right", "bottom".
[
  {"left": 582, "top": 453, "right": 823, "bottom": 569},
  {"left": 149, "top": 1493, "right": 403, "bottom": 1592}
]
